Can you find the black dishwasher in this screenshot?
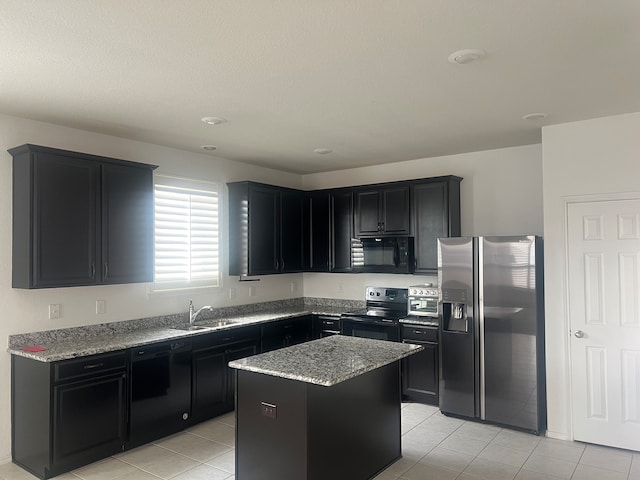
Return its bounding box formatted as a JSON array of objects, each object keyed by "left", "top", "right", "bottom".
[{"left": 130, "top": 340, "right": 192, "bottom": 447}]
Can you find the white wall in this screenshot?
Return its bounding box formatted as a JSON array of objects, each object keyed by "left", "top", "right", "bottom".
[
  {"left": 302, "top": 144, "right": 544, "bottom": 297},
  {"left": 0, "top": 113, "right": 303, "bottom": 463},
  {"left": 542, "top": 112, "right": 640, "bottom": 440}
]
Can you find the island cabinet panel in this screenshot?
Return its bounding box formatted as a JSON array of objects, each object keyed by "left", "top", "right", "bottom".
[
  {"left": 9, "top": 144, "right": 157, "bottom": 289},
  {"left": 411, "top": 176, "right": 462, "bottom": 273},
  {"left": 355, "top": 185, "right": 411, "bottom": 236},
  {"left": 12, "top": 352, "right": 128, "bottom": 480},
  {"left": 228, "top": 181, "right": 304, "bottom": 276},
  {"left": 235, "top": 362, "right": 401, "bottom": 480}
]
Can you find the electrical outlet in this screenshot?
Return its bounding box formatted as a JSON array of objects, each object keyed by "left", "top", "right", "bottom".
[
  {"left": 48, "top": 304, "right": 60, "bottom": 320},
  {"left": 96, "top": 300, "right": 106, "bottom": 315},
  {"left": 290, "top": 282, "right": 297, "bottom": 293},
  {"left": 337, "top": 283, "right": 343, "bottom": 293},
  {"left": 261, "top": 402, "right": 277, "bottom": 419},
  {"left": 229, "top": 288, "right": 236, "bottom": 299},
  {"left": 248, "top": 285, "right": 256, "bottom": 297}
]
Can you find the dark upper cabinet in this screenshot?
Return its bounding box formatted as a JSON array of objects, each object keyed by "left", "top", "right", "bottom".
[
  {"left": 411, "top": 176, "right": 462, "bottom": 273},
  {"left": 330, "top": 189, "right": 354, "bottom": 272},
  {"left": 303, "top": 191, "right": 330, "bottom": 272},
  {"left": 101, "top": 163, "right": 155, "bottom": 284},
  {"left": 9, "top": 144, "right": 157, "bottom": 289},
  {"left": 228, "top": 181, "right": 304, "bottom": 276},
  {"left": 355, "top": 185, "right": 410, "bottom": 236},
  {"left": 280, "top": 189, "right": 304, "bottom": 272}
]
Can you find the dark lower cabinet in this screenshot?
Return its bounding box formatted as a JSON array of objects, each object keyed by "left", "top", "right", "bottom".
[
  {"left": 191, "top": 327, "right": 259, "bottom": 422},
  {"left": 261, "top": 316, "right": 312, "bottom": 352},
  {"left": 312, "top": 315, "right": 341, "bottom": 339},
  {"left": 12, "top": 352, "right": 128, "bottom": 480},
  {"left": 401, "top": 324, "right": 439, "bottom": 405}
]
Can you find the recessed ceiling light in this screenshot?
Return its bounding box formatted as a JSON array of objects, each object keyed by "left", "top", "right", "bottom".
[
  {"left": 313, "top": 148, "right": 333, "bottom": 154},
  {"left": 522, "top": 113, "right": 548, "bottom": 121},
  {"left": 447, "top": 49, "right": 486, "bottom": 65},
  {"left": 201, "top": 145, "right": 217, "bottom": 151},
  {"left": 201, "top": 116, "right": 227, "bottom": 125}
]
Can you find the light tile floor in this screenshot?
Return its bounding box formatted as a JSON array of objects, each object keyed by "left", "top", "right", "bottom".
[{"left": 1, "top": 403, "right": 638, "bottom": 480}]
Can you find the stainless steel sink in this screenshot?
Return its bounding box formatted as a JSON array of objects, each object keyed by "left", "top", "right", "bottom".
[{"left": 171, "top": 320, "right": 236, "bottom": 331}]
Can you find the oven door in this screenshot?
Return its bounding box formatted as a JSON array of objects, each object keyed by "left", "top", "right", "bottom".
[{"left": 341, "top": 316, "right": 400, "bottom": 342}]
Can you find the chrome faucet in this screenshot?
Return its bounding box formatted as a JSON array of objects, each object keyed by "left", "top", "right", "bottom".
[{"left": 189, "top": 300, "right": 214, "bottom": 326}]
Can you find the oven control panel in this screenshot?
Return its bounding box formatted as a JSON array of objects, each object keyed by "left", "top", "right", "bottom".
[{"left": 409, "top": 286, "right": 439, "bottom": 297}]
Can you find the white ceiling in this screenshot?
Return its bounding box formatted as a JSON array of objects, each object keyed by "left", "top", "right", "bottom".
[{"left": 1, "top": 1, "right": 639, "bottom": 174}]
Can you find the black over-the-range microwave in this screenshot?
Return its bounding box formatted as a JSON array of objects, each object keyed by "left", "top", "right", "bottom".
[{"left": 351, "top": 236, "right": 415, "bottom": 273}]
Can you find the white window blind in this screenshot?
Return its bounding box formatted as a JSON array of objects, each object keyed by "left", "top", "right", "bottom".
[{"left": 153, "top": 176, "right": 220, "bottom": 291}]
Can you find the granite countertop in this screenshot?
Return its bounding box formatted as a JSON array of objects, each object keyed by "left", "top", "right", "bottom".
[
  {"left": 229, "top": 335, "right": 423, "bottom": 387},
  {"left": 7, "top": 302, "right": 354, "bottom": 363},
  {"left": 400, "top": 315, "right": 439, "bottom": 327}
]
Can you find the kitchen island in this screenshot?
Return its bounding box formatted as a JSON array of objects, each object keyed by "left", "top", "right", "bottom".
[{"left": 229, "top": 335, "right": 422, "bottom": 480}]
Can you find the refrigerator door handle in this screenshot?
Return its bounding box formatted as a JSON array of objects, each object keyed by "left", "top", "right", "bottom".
[{"left": 478, "top": 238, "right": 486, "bottom": 420}]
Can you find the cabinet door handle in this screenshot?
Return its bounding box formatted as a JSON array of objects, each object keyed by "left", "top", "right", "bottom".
[
  {"left": 380, "top": 221, "right": 385, "bottom": 232},
  {"left": 274, "top": 258, "right": 279, "bottom": 271},
  {"left": 104, "top": 262, "right": 109, "bottom": 279},
  {"left": 281, "top": 259, "right": 285, "bottom": 271},
  {"left": 91, "top": 264, "right": 96, "bottom": 280}
]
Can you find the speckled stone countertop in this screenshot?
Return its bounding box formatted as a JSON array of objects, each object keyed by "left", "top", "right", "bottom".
[
  {"left": 7, "top": 297, "right": 363, "bottom": 363},
  {"left": 400, "top": 315, "right": 439, "bottom": 327},
  {"left": 229, "top": 335, "right": 423, "bottom": 387}
]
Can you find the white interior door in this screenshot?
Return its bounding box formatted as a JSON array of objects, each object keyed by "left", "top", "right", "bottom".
[{"left": 568, "top": 198, "right": 640, "bottom": 451}]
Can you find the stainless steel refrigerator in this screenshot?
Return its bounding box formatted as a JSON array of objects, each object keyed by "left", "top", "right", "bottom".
[{"left": 437, "top": 236, "right": 546, "bottom": 434}]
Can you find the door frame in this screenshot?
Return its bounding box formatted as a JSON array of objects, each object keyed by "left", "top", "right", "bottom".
[{"left": 562, "top": 191, "right": 640, "bottom": 442}]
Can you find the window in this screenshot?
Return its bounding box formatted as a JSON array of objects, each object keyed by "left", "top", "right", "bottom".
[{"left": 152, "top": 175, "right": 220, "bottom": 292}]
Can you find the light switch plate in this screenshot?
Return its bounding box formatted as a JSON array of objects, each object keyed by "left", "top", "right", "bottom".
[{"left": 96, "top": 300, "right": 106, "bottom": 315}]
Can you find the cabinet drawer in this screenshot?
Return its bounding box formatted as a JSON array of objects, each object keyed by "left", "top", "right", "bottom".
[
  {"left": 319, "top": 317, "right": 340, "bottom": 330},
  {"left": 193, "top": 326, "right": 259, "bottom": 351},
  {"left": 402, "top": 325, "right": 438, "bottom": 343},
  {"left": 261, "top": 317, "right": 309, "bottom": 336},
  {"left": 54, "top": 352, "right": 127, "bottom": 383}
]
